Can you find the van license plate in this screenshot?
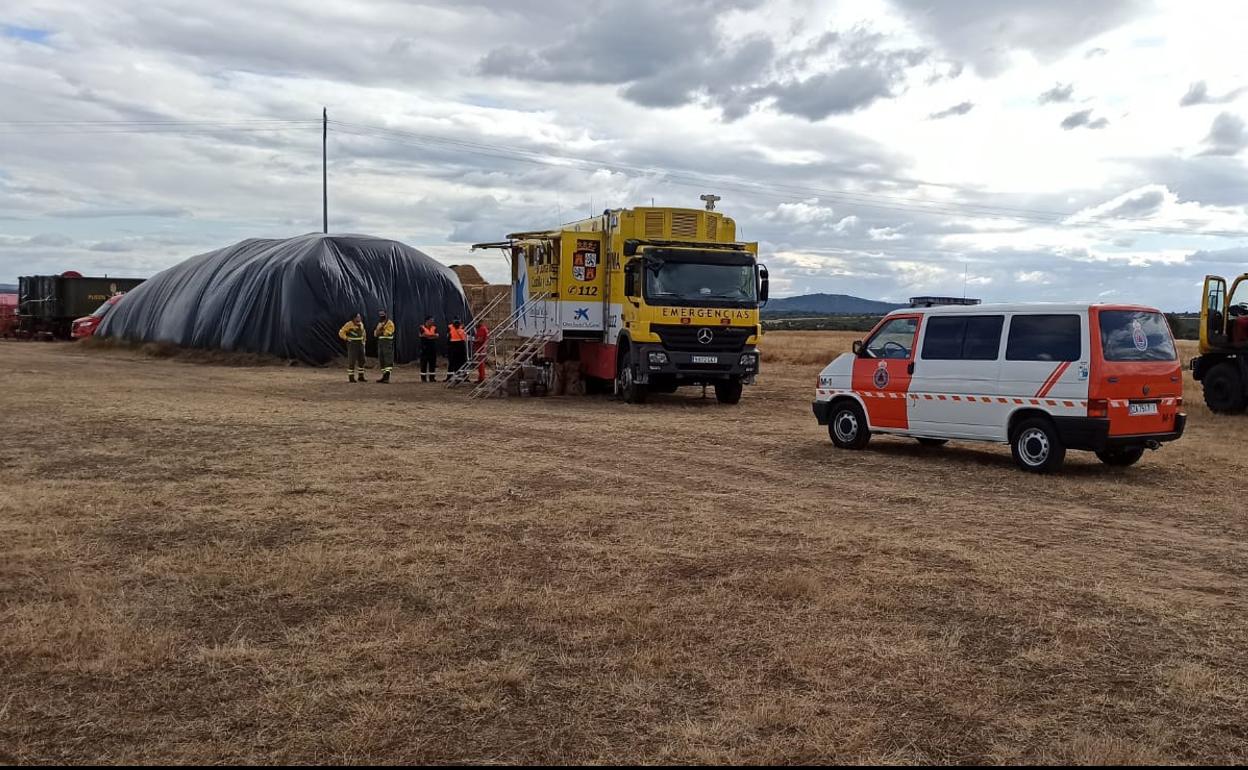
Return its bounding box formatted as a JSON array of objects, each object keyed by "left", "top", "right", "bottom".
[
  {"left": 1129, "top": 402, "right": 1158, "bottom": 416},
  {"left": 692, "top": 355, "right": 718, "bottom": 364}
]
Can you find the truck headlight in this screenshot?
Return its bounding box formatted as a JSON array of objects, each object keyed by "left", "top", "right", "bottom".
[
  {"left": 739, "top": 353, "right": 758, "bottom": 369},
  {"left": 648, "top": 351, "right": 669, "bottom": 365}
]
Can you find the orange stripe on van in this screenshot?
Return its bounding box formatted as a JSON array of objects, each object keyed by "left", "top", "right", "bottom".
[{"left": 1035, "top": 361, "right": 1072, "bottom": 398}]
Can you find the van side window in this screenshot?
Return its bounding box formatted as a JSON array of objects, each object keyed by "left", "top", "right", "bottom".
[
  {"left": 1006, "top": 314, "right": 1082, "bottom": 361},
  {"left": 921, "top": 315, "right": 1004, "bottom": 360}
]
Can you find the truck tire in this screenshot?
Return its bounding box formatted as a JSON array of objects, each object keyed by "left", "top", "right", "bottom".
[
  {"left": 1096, "top": 446, "right": 1145, "bottom": 467},
  {"left": 1202, "top": 362, "right": 1247, "bottom": 414},
  {"left": 828, "top": 400, "right": 871, "bottom": 450},
  {"left": 714, "top": 378, "right": 743, "bottom": 404},
  {"left": 615, "top": 351, "right": 647, "bottom": 404},
  {"left": 1010, "top": 417, "right": 1066, "bottom": 473}
]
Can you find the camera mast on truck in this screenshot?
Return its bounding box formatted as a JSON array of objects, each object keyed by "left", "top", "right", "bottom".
[{"left": 472, "top": 199, "right": 769, "bottom": 403}]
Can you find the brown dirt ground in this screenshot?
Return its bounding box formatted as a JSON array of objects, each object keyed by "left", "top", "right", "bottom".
[{"left": 1, "top": 332, "right": 1245, "bottom": 764}]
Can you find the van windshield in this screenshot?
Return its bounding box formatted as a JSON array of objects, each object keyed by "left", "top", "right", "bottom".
[{"left": 1099, "top": 310, "right": 1176, "bottom": 362}]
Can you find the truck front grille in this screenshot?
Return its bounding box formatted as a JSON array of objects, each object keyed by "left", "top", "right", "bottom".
[{"left": 652, "top": 324, "right": 751, "bottom": 352}]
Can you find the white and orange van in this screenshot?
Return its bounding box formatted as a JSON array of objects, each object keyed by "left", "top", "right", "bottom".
[{"left": 812, "top": 303, "right": 1186, "bottom": 472}]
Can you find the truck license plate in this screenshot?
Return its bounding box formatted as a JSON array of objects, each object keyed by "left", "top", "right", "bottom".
[
  {"left": 1128, "top": 402, "right": 1158, "bottom": 416},
  {"left": 692, "top": 355, "right": 718, "bottom": 364}
]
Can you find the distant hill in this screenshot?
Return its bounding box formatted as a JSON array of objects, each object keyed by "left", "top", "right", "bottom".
[
  {"left": 0, "top": 283, "right": 16, "bottom": 294},
  {"left": 764, "top": 293, "right": 904, "bottom": 315}
]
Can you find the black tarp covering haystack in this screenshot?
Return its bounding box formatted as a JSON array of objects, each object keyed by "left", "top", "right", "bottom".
[{"left": 98, "top": 234, "right": 471, "bottom": 365}]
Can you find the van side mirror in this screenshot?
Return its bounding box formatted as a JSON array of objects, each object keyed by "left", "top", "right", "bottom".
[
  {"left": 757, "top": 264, "right": 769, "bottom": 306},
  {"left": 852, "top": 340, "right": 864, "bottom": 356}
]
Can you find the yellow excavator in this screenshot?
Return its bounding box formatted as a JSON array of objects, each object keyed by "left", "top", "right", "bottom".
[{"left": 1192, "top": 274, "right": 1248, "bottom": 413}]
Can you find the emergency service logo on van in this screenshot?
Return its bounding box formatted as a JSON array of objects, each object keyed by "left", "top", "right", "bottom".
[
  {"left": 1132, "top": 319, "right": 1148, "bottom": 351},
  {"left": 873, "top": 361, "right": 889, "bottom": 388}
]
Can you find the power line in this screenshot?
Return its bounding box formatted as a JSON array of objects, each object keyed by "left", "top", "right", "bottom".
[
  {"left": 3, "top": 115, "right": 1245, "bottom": 240},
  {"left": 329, "top": 120, "right": 1248, "bottom": 239}
]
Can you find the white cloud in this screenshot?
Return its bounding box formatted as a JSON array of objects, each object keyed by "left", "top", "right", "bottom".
[{"left": 0, "top": 0, "right": 1244, "bottom": 312}]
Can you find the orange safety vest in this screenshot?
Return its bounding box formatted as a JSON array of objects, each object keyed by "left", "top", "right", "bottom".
[
  {"left": 449, "top": 325, "right": 467, "bottom": 342},
  {"left": 420, "top": 324, "right": 437, "bottom": 339}
]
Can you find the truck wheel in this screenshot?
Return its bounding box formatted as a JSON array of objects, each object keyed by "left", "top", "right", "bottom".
[
  {"left": 1010, "top": 417, "right": 1066, "bottom": 473},
  {"left": 714, "top": 378, "right": 743, "bottom": 404},
  {"left": 615, "top": 355, "right": 647, "bottom": 404},
  {"left": 1096, "top": 446, "right": 1145, "bottom": 467},
  {"left": 828, "top": 401, "right": 870, "bottom": 450},
  {"left": 1202, "top": 363, "right": 1247, "bottom": 414}
]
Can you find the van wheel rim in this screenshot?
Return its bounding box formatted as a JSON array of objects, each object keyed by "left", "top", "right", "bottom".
[
  {"left": 834, "top": 411, "right": 859, "bottom": 442},
  {"left": 1019, "top": 428, "right": 1050, "bottom": 465}
]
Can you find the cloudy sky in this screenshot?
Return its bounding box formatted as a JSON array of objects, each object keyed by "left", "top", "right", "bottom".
[{"left": 1, "top": 0, "right": 1246, "bottom": 308}]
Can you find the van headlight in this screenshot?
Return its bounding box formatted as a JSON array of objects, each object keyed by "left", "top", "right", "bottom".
[
  {"left": 739, "top": 352, "right": 758, "bottom": 370},
  {"left": 648, "top": 351, "right": 669, "bottom": 365}
]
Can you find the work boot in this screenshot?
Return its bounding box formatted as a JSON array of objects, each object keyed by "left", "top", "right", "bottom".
[
  {"left": 349, "top": 374, "right": 356, "bottom": 383},
  {"left": 358, "top": 374, "right": 367, "bottom": 382},
  {"left": 378, "top": 371, "right": 390, "bottom": 384}
]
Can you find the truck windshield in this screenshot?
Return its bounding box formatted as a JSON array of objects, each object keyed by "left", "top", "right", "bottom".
[
  {"left": 645, "top": 262, "right": 756, "bottom": 305},
  {"left": 1099, "top": 310, "right": 1177, "bottom": 361}
]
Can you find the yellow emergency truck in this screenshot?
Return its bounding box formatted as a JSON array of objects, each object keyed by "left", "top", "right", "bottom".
[{"left": 476, "top": 203, "right": 768, "bottom": 403}]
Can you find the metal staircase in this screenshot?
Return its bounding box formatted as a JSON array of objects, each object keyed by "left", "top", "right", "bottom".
[
  {"left": 446, "top": 292, "right": 558, "bottom": 397},
  {"left": 468, "top": 330, "right": 557, "bottom": 399}
]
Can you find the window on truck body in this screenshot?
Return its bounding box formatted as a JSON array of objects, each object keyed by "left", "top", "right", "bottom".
[
  {"left": 1005, "top": 314, "right": 1082, "bottom": 362},
  {"left": 921, "top": 315, "right": 1004, "bottom": 360},
  {"left": 1098, "top": 309, "right": 1177, "bottom": 361}
]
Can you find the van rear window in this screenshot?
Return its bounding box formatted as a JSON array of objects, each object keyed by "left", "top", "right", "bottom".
[
  {"left": 1006, "top": 314, "right": 1082, "bottom": 361},
  {"left": 1099, "top": 310, "right": 1176, "bottom": 361}
]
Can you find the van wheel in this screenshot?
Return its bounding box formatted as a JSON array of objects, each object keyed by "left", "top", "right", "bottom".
[
  {"left": 828, "top": 401, "right": 870, "bottom": 450},
  {"left": 1202, "top": 363, "right": 1247, "bottom": 414},
  {"left": 1096, "top": 446, "right": 1145, "bottom": 467},
  {"left": 1010, "top": 417, "right": 1066, "bottom": 473},
  {"left": 916, "top": 438, "right": 948, "bottom": 448},
  {"left": 714, "top": 378, "right": 743, "bottom": 404}
]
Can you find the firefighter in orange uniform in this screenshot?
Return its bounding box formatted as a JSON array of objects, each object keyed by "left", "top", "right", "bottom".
[
  {"left": 339, "top": 313, "right": 367, "bottom": 383},
  {"left": 419, "top": 315, "right": 438, "bottom": 383},
  {"left": 447, "top": 319, "right": 469, "bottom": 381}
]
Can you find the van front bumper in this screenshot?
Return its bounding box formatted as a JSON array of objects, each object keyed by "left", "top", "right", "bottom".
[
  {"left": 1052, "top": 414, "right": 1187, "bottom": 451},
  {"left": 813, "top": 400, "right": 832, "bottom": 425}
]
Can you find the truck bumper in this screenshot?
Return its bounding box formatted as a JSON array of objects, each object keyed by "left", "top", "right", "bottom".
[
  {"left": 1052, "top": 414, "right": 1187, "bottom": 451},
  {"left": 633, "top": 342, "right": 759, "bottom": 383}
]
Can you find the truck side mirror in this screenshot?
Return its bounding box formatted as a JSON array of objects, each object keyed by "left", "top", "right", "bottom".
[
  {"left": 758, "top": 264, "right": 769, "bottom": 306},
  {"left": 852, "top": 340, "right": 864, "bottom": 356},
  {"left": 624, "top": 264, "right": 638, "bottom": 298}
]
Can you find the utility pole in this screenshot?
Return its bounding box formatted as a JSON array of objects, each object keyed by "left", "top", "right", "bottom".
[{"left": 322, "top": 107, "right": 328, "bottom": 234}]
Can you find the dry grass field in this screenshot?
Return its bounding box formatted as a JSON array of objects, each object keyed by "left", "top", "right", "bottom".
[{"left": 1, "top": 331, "right": 1246, "bottom": 764}]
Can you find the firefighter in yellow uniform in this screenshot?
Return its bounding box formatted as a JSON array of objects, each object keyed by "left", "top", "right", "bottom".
[
  {"left": 374, "top": 310, "right": 395, "bottom": 384},
  {"left": 339, "top": 313, "right": 367, "bottom": 383}
]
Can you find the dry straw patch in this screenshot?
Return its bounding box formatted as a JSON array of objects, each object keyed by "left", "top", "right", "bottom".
[{"left": 1, "top": 335, "right": 1246, "bottom": 763}]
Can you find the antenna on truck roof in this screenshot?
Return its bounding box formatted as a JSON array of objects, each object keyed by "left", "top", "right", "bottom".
[{"left": 700, "top": 193, "right": 721, "bottom": 211}]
